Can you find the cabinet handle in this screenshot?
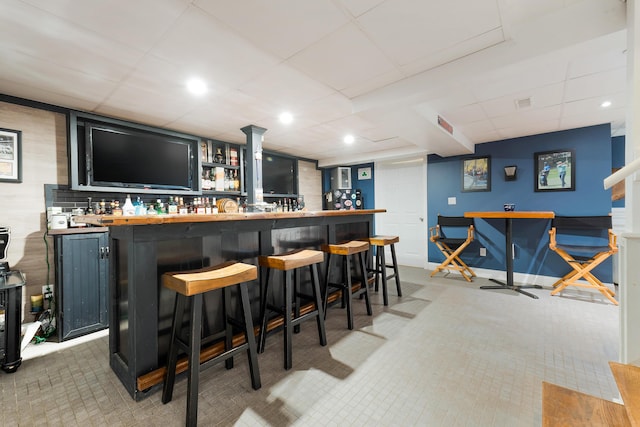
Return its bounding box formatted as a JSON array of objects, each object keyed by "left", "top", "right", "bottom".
[{"left": 99, "top": 246, "right": 109, "bottom": 259}]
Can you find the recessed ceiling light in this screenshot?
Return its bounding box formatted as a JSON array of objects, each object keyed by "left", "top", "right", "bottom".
[
  {"left": 186, "top": 78, "right": 207, "bottom": 96},
  {"left": 601, "top": 100, "right": 612, "bottom": 108},
  {"left": 343, "top": 134, "right": 355, "bottom": 144},
  {"left": 279, "top": 112, "right": 293, "bottom": 124}
]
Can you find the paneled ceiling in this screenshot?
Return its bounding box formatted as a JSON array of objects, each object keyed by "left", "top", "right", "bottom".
[{"left": 0, "top": 0, "right": 628, "bottom": 167}]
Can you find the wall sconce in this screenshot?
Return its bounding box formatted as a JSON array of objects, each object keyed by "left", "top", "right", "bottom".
[{"left": 504, "top": 165, "right": 517, "bottom": 181}]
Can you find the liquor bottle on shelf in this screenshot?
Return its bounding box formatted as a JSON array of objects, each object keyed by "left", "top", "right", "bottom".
[
  {"left": 233, "top": 170, "right": 240, "bottom": 191},
  {"left": 178, "top": 197, "right": 187, "bottom": 215},
  {"left": 211, "top": 197, "right": 218, "bottom": 214},
  {"left": 156, "top": 199, "right": 165, "bottom": 215},
  {"left": 196, "top": 197, "right": 206, "bottom": 215},
  {"left": 113, "top": 200, "right": 123, "bottom": 216},
  {"left": 215, "top": 147, "right": 225, "bottom": 164},
  {"left": 122, "top": 195, "right": 135, "bottom": 216},
  {"left": 167, "top": 197, "right": 177, "bottom": 214},
  {"left": 204, "top": 197, "right": 212, "bottom": 215}
]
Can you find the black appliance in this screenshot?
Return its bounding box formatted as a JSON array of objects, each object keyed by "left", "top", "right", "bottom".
[{"left": 0, "top": 226, "right": 24, "bottom": 373}]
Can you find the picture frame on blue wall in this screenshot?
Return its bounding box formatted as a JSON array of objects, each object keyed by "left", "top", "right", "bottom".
[
  {"left": 534, "top": 149, "right": 575, "bottom": 192},
  {"left": 461, "top": 156, "right": 491, "bottom": 192}
]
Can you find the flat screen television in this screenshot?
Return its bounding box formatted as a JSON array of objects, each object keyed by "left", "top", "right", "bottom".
[
  {"left": 262, "top": 153, "right": 296, "bottom": 195},
  {"left": 70, "top": 113, "right": 201, "bottom": 194}
]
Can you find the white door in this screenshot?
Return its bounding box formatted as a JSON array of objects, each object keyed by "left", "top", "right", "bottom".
[{"left": 374, "top": 158, "right": 427, "bottom": 268}]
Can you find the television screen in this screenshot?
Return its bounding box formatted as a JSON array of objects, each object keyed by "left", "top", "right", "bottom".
[
  {"left": 88, "top": 125, "right": 195, "bottom": 191},
  {"left": 262, "top": 154, "right": 296, "bottom": 195}
]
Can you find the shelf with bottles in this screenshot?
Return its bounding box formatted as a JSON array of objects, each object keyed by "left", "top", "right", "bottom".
[
  {"left": 201, "top": 167, "right": 241, "bottom": 193},
  {"left": 263, "top": 195, "right": 304, "bottom": 212},
  {"left": 200, "top": 139, "right": 240, "bottom": 168}
]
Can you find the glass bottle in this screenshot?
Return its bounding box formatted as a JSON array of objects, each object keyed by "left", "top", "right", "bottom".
[{"left": 122, "top": 194, "right": 135, "bottom": 216}]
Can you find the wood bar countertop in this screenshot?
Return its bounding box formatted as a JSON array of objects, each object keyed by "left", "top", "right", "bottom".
[{"left": 76, "top": 209, "right": 386, "bottom": 227}]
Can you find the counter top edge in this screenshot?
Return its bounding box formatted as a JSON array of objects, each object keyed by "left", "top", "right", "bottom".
[{"left": 75, "top": 209, "right": 386, "bottom": 226}]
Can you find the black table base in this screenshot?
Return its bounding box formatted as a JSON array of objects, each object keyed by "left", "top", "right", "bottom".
[{"left": 481, "top": 279, "right": 542, "bottom": 299}]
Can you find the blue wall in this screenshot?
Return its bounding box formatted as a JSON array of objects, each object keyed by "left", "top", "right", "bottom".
[
  {"left": 427, "top": 124, "right": 614, "bottom": 282},
  {"left": 612, "top": 135, "right": 625, "bottom": 208},
  {"left": 322, "top": 163, "right": 375, "bottom": 209}
]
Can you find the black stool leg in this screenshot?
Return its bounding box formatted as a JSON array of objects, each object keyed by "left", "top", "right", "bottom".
[
  {"left": 162, "top": 293, "right": 185, "bottom": 404},
  {"left": 284, "top": 269, "right": 293, "bottom": 370},
  {"left": 258, "top": 267, "right": 272, "bottom": 353},
  {"left": 311, "top": 263, "right": 327, "bottom": 346},
  {"left": 379, "top": 246, "right": 389, "bottom": 306},
  {"left": 345, "top": 254, "right": 354, "bottom": 330},
  {"left": 186, "top": 293, "right": 203, "bottom": 427},
  {"left": 293, "top": 268, "right": 301, "bottom": 334},
  {"left": 323, "top": 253, "right": 333, "bottom": 318},
  {"left": 239, "top": 282, "right": 261, "bottom": 390},
  {"left": 358, "top": 251, "right": 372, "bottom": 316},
  {"left": 390, "top": 244, "right": 402, "bottom": 297},
  {"left": 223, "top": 286, "right": 233, "bottom": 370},
  {"left": 374, "top": 247, "right": 381, "bottom": 292}
]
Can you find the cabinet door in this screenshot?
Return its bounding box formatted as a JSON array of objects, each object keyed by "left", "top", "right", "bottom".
[{"left": 56, "top": 232, "right": 109, "bottom": 341}]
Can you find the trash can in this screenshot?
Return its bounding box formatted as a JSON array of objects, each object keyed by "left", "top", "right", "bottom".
[{"left": 0, "top": 270, "right": 25, "bottom": 373}]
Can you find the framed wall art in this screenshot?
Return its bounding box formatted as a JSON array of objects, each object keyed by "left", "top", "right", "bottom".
[
  {"left": 0, "top": 128, "right": 22, "bottom": 183},
  {"left": 534, "top": 149, "right": 574, "bottom": 192},
  {"left": 461, "top": 156, "right": 491, "bottom": 192}
]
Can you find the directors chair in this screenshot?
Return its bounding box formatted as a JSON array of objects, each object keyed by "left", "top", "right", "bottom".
[
  {"left": 548, "top": 215, "right": 618, "bottom": 305},
  {"left": 429, "top": 215, "right": 476, "bottom": 282}
]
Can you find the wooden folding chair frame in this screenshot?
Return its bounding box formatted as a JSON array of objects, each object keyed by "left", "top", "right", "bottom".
[
  {"left": 548, "top": 216, "right": 618, "bottom": 305},
  {"left": 429, "top": 216, "right": 476, "bottom": 282}
]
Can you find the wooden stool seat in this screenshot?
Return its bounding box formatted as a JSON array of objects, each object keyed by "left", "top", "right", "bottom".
[
  {"left": 322, "top": 241, "right": 372, "bottom": 330},
  {"left": 163, "top": 262, "right": 258, "bottom": 295},
  {"left": 258, "top": 249, "right": 324, "bottom": 271},
  {"left": 367, "top": 235, "right": 399, "bottom": 246},
  {"left": 361, "top": 235, "right": 402, "bottom": 306},
  {"left": 258, "top": 249, "right": 326, "bottom": 370},
  {"left": 161, "top": 261, "right": 260, "bottom": 427}
]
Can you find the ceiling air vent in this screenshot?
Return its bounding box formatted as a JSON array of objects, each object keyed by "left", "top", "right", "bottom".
[{"left": 515, "top": 97, "right": 532, "bottom": 110}]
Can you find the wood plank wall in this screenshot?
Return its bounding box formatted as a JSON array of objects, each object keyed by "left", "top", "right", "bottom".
[{"left": 0, "top": 101, "right": 67, "bottom": 315}]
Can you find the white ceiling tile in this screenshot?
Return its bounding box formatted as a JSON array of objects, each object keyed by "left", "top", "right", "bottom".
[
  {"left": 565, "top": 67, "right": 627, "bottom": 102},
  {"left": 490, "top": 105, "right": 563, "bottom": 129},
  {"left": 150, "top": 7, "right": 280, "bottom": 88},
  {"left": 356, "top": 0, "right": 501, "bottom": 66},
  {"left": 0, "top": 1, "right": 142, "bottom": 81},
  {"left": 479, "top": 82, "right": 564, "bottom": 119},
  {"left": 238, "top": 64, "right": 335, "bottom": 110},
  {"left": 194, "top": 0, "right": 349, "bottom": 59},
  {"left": 287, "top": 24, "right": 396, "bottom": 91},
  {"left": 340, "top": 0, "right": 386, "bottom": 17},
  {"left": 20, "top": 0, "right": 189, "bottom": 52}
]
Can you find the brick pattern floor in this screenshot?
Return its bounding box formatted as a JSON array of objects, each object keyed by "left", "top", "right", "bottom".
[{"left": 0, "top": 266, "right": 619, "bottom": 426}]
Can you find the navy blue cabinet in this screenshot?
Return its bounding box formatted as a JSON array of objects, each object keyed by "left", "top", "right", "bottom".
[{"left": 54, "top": 232, "right": 109, "bottom": 341}]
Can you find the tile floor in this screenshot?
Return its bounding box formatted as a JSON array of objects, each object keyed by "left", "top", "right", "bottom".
[{"left": 0, "top": 266, "right": 620, "bottom": 426}]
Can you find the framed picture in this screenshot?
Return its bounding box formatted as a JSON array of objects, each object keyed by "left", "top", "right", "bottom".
[
  {"left": 0, "top": 128, "right": 22, "bottom": 183},
  {"left": 462, "top": 156, "right": 491, "bottom": 192},
  {"left": 534, "top": 149, "right": 574, "bottom": 192}
]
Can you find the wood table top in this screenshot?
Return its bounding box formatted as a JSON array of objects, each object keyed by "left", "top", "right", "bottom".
[
  {"left": 74, "top": 209, "right": 386, "bottom": 227},
  {"left": 464, "top": 211, "right": 555, "bottom": 219}
]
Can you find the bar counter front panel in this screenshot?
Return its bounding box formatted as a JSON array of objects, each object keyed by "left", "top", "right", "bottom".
[{"left": 78, "top": 210, "right": 383, "bottom": 400}]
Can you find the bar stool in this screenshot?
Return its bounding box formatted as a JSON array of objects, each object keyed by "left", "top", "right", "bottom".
[
  {"left": 322, "top": 240, "right": 372, "bottom": 330},
  {"left": 161, "top": 261, "right": 260, "bottom": 427},
  {"left": 257, "top": 249, "right": 327, "bottom": 370},
  {"left": 362, "top": 235, "right": 402, "bottom": 306}
]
